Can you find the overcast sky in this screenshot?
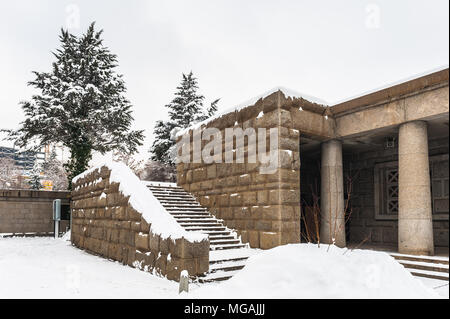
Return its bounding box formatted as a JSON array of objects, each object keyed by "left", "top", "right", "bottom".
[{"left": 0, "top": 0, "right": 448, "bottom": 159}]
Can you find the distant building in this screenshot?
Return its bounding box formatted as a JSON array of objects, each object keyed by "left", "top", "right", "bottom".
[{"left": 0, "top": 146, "right": 45, "bottom": 172}]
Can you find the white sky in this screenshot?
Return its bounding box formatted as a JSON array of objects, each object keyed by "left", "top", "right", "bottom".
[{"left": 0, "top": 0, "right": 448, "bottom": 160}]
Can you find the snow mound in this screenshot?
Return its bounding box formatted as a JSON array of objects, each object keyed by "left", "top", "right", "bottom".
[
  {"left": 72, "top": 161, "right": 207, "bottom": 243},
  {"left": 176, "top": 87, "right": 328, "bottom": 138},
  {"left": 60, "top": 231, "right": 71, "bottom": 241},
  {"left": 190, "top": 244, "right": 441, "bottom": 299}
]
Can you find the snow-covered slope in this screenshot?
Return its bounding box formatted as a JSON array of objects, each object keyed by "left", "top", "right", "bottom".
[
  {"left": 72, "top": 162, "right": 207, "bottom": 243},
  {"left": 188, "top": 244, "right": 441, "bottom": 299}
]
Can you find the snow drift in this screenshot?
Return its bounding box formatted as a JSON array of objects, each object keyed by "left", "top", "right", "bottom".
[
  {"left": 188, "top": 244, "right": 441, "bottom": 299},
  {"left": 72, "top": 161, "right": 207, "bottom": 243}
]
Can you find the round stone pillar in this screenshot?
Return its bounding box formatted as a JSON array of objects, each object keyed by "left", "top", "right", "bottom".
[
  {"left": 320, "top": 139, "right": 346, "bottom": 247},
  {"left": 398, "top": 121, "right": 434, "bottom": 255}
]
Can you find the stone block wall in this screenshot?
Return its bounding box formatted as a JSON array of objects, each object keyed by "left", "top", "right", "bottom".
[
  {"left": 176, "top": 91, "right": 322, "bottom": 249},
  {"left": 0, "top": 189, "right": 70, "bottom": 234},
  {"left": 71, "top": 165, "right": 209, "bottom": 281},
  {"left": 346, "top": 136, "right": 449, "bottom": 247}
]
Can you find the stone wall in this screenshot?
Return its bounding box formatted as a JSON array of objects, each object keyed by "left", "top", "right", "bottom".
[
  {"left": 346, "top": 136, "right": 449, "bottom": 247},
  {"left": 176, "top": 92, "right": 326, "bottom": 249},
  {"left": 71, "top": 165, "right": 209, "bottom": 281},
  {"left": 0, "top": 189, "right": 70, "bottom": 234}
]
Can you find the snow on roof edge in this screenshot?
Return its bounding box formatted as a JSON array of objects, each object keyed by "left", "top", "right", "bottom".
[
  {"left": 72, "top": 161, "right": 207, "bottom": 243},
  {"left": 331, "top": 65, "right": 449, "bottom": 106},
  {"left": 176, "top": 86, "right": 328, "bottom": 138}
]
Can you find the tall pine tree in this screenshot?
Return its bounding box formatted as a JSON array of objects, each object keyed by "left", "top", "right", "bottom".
[
  {"left": 5, "top": 23, "right": 144, "bottom": 188},
  {"left": 151, "top": 72, "right": 219, "bottom": 165}
]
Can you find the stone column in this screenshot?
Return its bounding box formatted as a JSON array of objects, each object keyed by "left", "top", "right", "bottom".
[
  {"left": 320, "top": 139, "right": 346, "bottom": 247},
  {"left": 398, "top": 121, "right": 434, "bottom": 255}
]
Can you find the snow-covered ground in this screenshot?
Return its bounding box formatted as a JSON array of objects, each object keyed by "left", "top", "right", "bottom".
[
  {"left": 190, "top": 244, "right": 444, "bottom": 299},
  {"left": 0, "top": 237, "right": 447, "bottom": 299},
  {"left": 0, "top": 236, "right": 178, "bottom": 298}
]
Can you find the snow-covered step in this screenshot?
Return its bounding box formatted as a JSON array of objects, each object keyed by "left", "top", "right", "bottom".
[
  {"left": 391, "top": 253, "right": 449, "bottom": 265},
  {"left": 166, "top": 207, "right": 207, "bottom": 212},
  {"left": 209, "top": 238, "right": 241, "bottom": 245},
  {"left": 389, "top": 253, "right": 449, "bottom": 281},
  {"left": 210, "top": 243, "right": 247, "bottom": 251},
  {"left": 155, "top": 197, "right": 196, "bottom": 202},
  {"left": 146, "top": 182, "right": 257, "bottom": 283},
  {"left": 160, "top": 201, "right": 198, "bottom": 205},
  {"left": 175, "top": 218, "right": 218, "bottom": 222},
  {"left": 210, "top": 248, "right": 257, "bottom": 263},
  {"left": 202, "top": 231, "right": 233, "bottom": 236},
  {"left": 399, "top": 260, "right": 449, "bottom": 274},
  {"left": 185, "top": 226, "right": 227, "bottom": 231},
  {"left": 197, "top": 270, "right": 239, "bottom": 283},
  {"left": 180, "top": 223, "right": 223, "bottom": 228},
  {"left": 408, "top": 269, "right": 449, "bottom": 281},
  {"left": 209, "top": 260, "right": 247, "bottom": 273},
  {"left": 170, "top": 213, "right": 211, "bottom": 218},
  {"left": 164, "top": 206, "right": 204, "bottom": 210}
]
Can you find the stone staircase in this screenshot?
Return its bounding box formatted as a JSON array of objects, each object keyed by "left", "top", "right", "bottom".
[
  {"left": 145, "top": 182, "right": 256, "bottom": 283},
  {"left": 390, "top": 253, "right": 449, "bottom": 281}
]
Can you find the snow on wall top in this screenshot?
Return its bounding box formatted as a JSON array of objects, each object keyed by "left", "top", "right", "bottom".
[
  {"left": 175, "top": 86, "right": 328, "bottom": 138},
  {"left": 72, "top": 161, "right": 207, "bottom": 243}
]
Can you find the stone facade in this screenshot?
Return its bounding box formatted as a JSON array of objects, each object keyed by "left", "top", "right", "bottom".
[
  {"left": 346, "top": 136, "right": 449, "bottom": 248},
  {"left": 0, "top": 189, "right": 70, "bottom": 234},
  {"left": 71, "top": 166, "right": 209, "bottom": 281},
  {"left": 177, "top": 92, "right": 307, "bottom": 249},
  {"left": 176, "top": 68, "right": 449, "bottom": 254}
]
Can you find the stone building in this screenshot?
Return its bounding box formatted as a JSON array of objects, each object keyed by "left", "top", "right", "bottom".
[{"left": 176, "top": 68, "right": 449, "bottom": 256}]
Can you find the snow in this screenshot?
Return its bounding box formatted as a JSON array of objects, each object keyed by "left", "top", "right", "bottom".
[
  {"left": 331, "top": 65, "right": 449, "bottom": 106},
  {"left": 141, "top": 181, "right": 178, "bottom": 188},
  {"left": 189, "top": 244, "right": 442, "bottom": 299},
  {"left": 0, "top": 239, "right": 446, "bottom": 299},
  {"left": 0, "top": 237, "right": 177, "bottom": 298},
  {"left": 176, "top": 86, "right": 328, "bottom": 138},
  {"left": 72, "top": 161, "right": 207, "bottom": 243}
]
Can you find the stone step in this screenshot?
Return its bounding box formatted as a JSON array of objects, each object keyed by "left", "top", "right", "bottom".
[
  {"left": 162, "top": 204, "right": 202, "bottom": 209},
  {"left": 176, "top": 219, "right": 219, "bottom": 224},
  {"left": 180, "top": 222, "right": 223, "bottom": 228},
  {"left": 408, "top": 269, "right": 449, "bottom": 281},
  {"left": 160, "top": 200, "right": 198, "bottom": 205},
  {"left": 147, "top": 182, "right": 255, "bottom": 283},
  {"left": 170, "top": 213, "right": 211, "bottom": 218},
  {"left": 391, "top": 253, "right": 449, "bottom": 265},
  {"left": 399, "top": 260, "right": 449, "bottom": 274},
  {"left": 209, "top": 239, "right": 241, "bottom": 245},
  {"left": 148, "top": 189, "right": 185, "bottom": 194},
  {"left": 147, "top": 185, "right": 183, "bottom": 190},
  {"left": 185, "top": 226, "right": 227, "bottom": 231},
  {"left": 154, "top": 195, "right": 192, "bottom": 199},
  {"left": 202, "top": 231, "right": 232, "bottom": 236},
  {"left": 210, "top": 257, "right": 249, "bottom": 265},
  {"left": 209, "top": 261, "right": 246, "bottom": 273},
  {"left": 166, "top": 207, "right": 207, "bottom": 212},
  {"left": 210, "top": 243, "right": 247, "bottom": 251},
  {"left": 197, "top": 270, "right": 238, "bottom": 283}
]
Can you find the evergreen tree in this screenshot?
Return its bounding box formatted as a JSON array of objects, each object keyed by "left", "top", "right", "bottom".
[
  {"left": 28, "top": 162, "right": 42, "bottom": 190},
  {"left": 5, "top": 23, "right": 144, "bottom": 189},
  {"left": 150, "top": 72, "right": 219, "bottom": 165},
  {"left": 42, "top": 148, "right": 68, "bottom": 190}
]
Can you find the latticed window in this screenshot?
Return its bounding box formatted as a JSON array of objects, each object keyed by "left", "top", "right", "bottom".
[
  {"left": 375, "top": 155, "right": 449, "bottom": 220},
  {"left": 385, "top": 168, "right": 399, "bottom": 215}
]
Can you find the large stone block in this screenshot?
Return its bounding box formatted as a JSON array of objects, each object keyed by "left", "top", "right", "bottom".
[
  {"left": 135, "top": 233, "right": 149, "bottom": 251},
  {"left": 248, "top": 230, "right": 260, "bottom": 248},
  {"left": 260, "top": 231, "right": 281, "bottom": 249}
]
